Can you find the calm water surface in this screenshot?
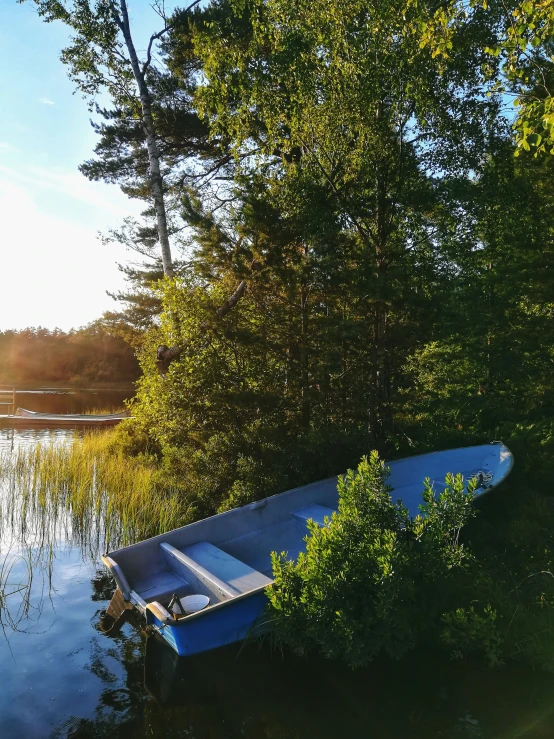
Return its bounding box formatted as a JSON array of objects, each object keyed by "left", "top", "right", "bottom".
[
  {"left": 1, "top": 392, "right": 554, "bottom": 738},
  {"left": 6, "top": 386, "right": 135, "bottom": 416}
]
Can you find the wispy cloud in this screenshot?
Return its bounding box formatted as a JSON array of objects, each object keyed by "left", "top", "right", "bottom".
[
  {"left": 0, "top": 142, "right": 12, "bottom": 152},
  {"left": 38, "top": 97, "right": 55, "bottom": 105}
]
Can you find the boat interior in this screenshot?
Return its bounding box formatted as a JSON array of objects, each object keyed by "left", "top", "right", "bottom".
[
  {"left": 128, "top": 503, "right": 336, "bottom": 613},
  {"left": 104, "top": 475, "right": 341, "bottom": 617}
]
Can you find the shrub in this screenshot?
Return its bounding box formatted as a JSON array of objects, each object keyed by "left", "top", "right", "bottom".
[{"left": 268, "top": 451, "right": 478, "bottom": 667}]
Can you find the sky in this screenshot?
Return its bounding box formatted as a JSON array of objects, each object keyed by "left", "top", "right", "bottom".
[{"left": 0, "top": 1, "right": 175, "bottom": 331}]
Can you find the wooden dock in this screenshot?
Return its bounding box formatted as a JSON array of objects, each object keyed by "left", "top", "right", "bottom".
[{"left": 0, "top": 387, "right": 16, "bottom": 416}]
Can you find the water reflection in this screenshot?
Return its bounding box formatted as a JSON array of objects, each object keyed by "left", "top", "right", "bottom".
[
  {"left": 0, "top": 427, "right": 77, "bottom": 454},
  {"left": 45, "top": 626, "right": 554, "bottom": 739},
  {"left": 10, "top": 387, "right": 134, "bottom": 415}
]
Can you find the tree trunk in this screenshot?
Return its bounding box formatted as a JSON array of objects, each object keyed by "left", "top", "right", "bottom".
[
  {"left": 370, "top": 299, "right": 391, "bottom": 443},
  {"left": 486, "top": 261, "right": 494, "bottom": 394},
  {"left": 369, "top": 141, "right": 391, "bottom": 445},
  {"left": 300, "top": 277, "right": 311, "bottom": 429},
  {"left": 118, "top": 0, "right": 174, "bottom": 278}
]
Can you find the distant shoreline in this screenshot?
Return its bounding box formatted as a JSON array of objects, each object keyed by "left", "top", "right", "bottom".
[{"left": 0, "top": 382, "right": 136, "bottom": 392}]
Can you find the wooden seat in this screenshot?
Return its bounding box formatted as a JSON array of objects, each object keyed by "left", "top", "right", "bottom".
[
  {"left": 132, "top": 569, "right": 189, "bottom": 603},
  {"left": 160, "top": 541, "right": 272, "bottom": 603}
]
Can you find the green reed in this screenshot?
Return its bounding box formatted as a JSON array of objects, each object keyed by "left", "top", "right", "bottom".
[
  {"left": 86, "top": 405, "right": 127, "bottom": 415},
  {"left": 0, "top": 430, "right": 191, "bottom": 558}
]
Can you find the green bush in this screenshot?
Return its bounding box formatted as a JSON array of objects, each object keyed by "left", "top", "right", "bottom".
[
  {"left": 268, "top": 452, "right": 478, "bottom": 667},
  {"left": 127, "top": 278, "right": 373, "bottom": 517}
]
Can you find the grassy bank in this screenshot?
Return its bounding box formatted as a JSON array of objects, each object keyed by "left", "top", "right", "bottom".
[{"left": 0, "top": 428, "right": 192, "bottom": 555}]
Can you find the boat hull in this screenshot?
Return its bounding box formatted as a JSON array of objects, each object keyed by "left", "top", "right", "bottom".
[
  {"left": 0, "top": 416, "right": 124, "bottom": 427},
  {"left": 146, "top": 590, "right": 268, "bottom": 657}
]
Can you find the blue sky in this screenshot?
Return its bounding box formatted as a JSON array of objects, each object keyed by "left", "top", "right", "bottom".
[{"left": 0, "top": 1, "right": 175, "bottom": 331}]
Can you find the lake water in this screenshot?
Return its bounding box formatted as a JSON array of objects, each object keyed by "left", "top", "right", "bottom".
[
  {"left": 0, "top": 386, "right": 134, "bottom": 453},
  {"left": 1, "top": 391, "right": 554, "bottom": 738}
]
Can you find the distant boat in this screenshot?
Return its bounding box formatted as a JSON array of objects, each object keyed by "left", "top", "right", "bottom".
[
  {"left": 102, "top": 442, "right": 513, "bottom": 657},
  {"left": 0, "top": 407, "right": 130, "bottom": 427}
]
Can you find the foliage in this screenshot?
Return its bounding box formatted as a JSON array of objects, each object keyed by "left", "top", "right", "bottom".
[
  {"left": 130, "top": 276, "right": 371, "bottom": 516},
  {"left": 441, "top": 604, "right": 504, "bottom": 668},
  {"left": 189, "top": 0, "right": 502, "bottom": 440},
  {"left": 421, "top": 0, "right": 554, "bottom": 156},
  {"left": 267, "top": 452, "right": 478, "bottom": 667},
  {"left": 267, "top": 452, "right": 554, "bottom": 672},
  {"left": 400, "top": 146, "right": 554, "bottom": 459},
  {"left": 436, "top": 481, "right": 554, "bottom": 672},
  {"left": 0, "top": 325, "right": 139, "bottom": 385}
]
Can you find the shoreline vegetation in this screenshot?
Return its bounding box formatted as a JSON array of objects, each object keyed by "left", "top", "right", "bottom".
[
  {"left": 0, "top": 429, "right": 190, "bottom": 556},
  {"left": 3, "top": 425, "right": 554, "bottom": 672},
  {"left": 268, "top": 453, "right": 554, "bottom": 672},
  {"left": 0, "top": 328, "right": 139, "bottom": 386}
]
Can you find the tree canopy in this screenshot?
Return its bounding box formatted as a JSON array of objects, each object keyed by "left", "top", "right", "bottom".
[{"left": 24, "top": 0, "right": 554, "bottom": 506}]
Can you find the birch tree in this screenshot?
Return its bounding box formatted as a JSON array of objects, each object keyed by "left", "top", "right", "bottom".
[{"left": 24, "top": 0, "right": 202, "bottom": 277}]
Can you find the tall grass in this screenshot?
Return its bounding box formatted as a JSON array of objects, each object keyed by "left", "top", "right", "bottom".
[
  {"left": 0, "top": 430, "right": 192, "bottom": 557},
  {"left": 84, "top": 405, "right": 128, "bottom": 415}
]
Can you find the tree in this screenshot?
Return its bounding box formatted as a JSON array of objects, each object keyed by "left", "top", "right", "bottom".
[
  {"left": 187, "top": 0, "right": 501, "bottom": 442},
  {"left": 403, "top": 140, "right": 554, "bottom": 454},
  {"left": 0, "top": 326, "right": 139, "bottom": 384},
  {"left": 26, "top": 0, "right": 257, "bottom": 363},
  {"left": 24, "top": 0, "right": 205, "bottom": 277},
  {"left": 268, "top": 452, "right": 478, "bottom": 667}
]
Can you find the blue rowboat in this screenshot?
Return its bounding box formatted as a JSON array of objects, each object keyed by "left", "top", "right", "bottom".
[{"left": 102, "top": 442, "right": 513, "bottom": 656}]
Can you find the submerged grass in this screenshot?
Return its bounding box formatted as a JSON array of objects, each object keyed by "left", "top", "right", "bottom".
[{"left": 0, "top": 428, "right": 191, "bottom": 557}]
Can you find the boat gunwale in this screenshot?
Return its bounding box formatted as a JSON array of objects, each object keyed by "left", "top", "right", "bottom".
[
  {"left": 142, "top": 582, "right": 272, "bottom": 625},
  {"left": 385, "top": 439, "right": 507, "bottom": 469},
  {"left": 105, "top": 441, "right": 512, "bottom": 561}
]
